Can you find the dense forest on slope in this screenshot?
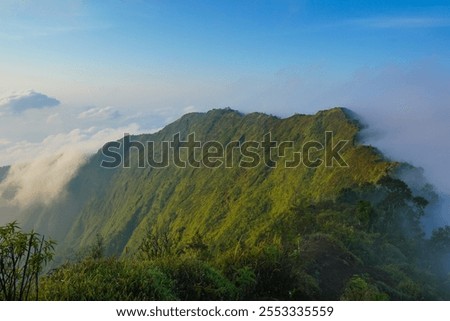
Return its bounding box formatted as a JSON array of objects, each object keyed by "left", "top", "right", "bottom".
[{"left": 2, "top": 107, "right": 450, "bottom": 300}]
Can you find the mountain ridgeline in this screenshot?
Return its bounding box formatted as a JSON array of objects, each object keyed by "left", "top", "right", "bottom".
[
  {"left": 14, "top": 108, "right": 450, "bottom": 299},
  {"left": 23, "top": 108, "right": 392, "bottom": 256}
]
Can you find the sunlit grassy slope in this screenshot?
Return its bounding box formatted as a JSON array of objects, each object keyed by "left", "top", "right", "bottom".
[{"left": 24, "top": 107, "right": 394, "bottom": 258}]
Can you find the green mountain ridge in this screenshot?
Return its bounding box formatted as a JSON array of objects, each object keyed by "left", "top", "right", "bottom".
[
  {"left": 23, "top": 107, "right": 393, "bottom": 257},
  {"left": 10, "top": 107, "right": 450, "bottom": 300}
]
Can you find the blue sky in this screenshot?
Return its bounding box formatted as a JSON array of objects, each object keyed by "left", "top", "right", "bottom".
[
  {"left": 2, "top": 0, "right": 450, "bottom": 96},
  {"left": 0, "top": 0, "right": 450, "bottom": 197}
]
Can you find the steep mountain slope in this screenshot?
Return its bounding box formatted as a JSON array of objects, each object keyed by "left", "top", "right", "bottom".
[
  {"left": 21, "top": 107, "right": 395, "bottom": 260},
  {"left": 10, "top": 107, "right": 450, "bottom": 300}
]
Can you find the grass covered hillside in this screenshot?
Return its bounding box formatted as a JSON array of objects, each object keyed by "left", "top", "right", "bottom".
[
  {"left": 25, "top": 108, "right": 392, "bottom": 257},
  {"left": 12, "top": 107, "right": 450, "bottom": 300}
]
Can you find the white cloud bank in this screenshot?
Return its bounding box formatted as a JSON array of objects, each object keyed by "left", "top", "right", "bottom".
[
  {"left": 0, "top": 90, "right": 145, "bottom": 208},
  {"left": 0, "top": 124, "right": 139, "bottom": 208}
]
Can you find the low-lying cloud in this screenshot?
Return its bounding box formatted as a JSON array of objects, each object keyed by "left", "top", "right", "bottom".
[
  {"left": 0, "top": 124, "right": 140, "bottom": 208},
  {"left": 0, "top": 151, "right": 86, "bottom": 207},
  {"left": 0, "top": 90, "right": 144, "bottom": 209}
]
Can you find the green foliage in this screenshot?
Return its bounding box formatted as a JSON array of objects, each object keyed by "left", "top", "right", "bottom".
[
  {"left": 216, "top": 241, "right": 321, "bottom": 300},
  {"left": 356, "top": 200, "right": 376, "bottom": 231},
  {"left": 40, "top": 255, "right": 242, "bottom": 300},
  {"left": 430, "top": 226, "right": 450, "bottom": 252},
  {"left": 0, "top": 222, "right": 54, "bottom": 300},
  {"left": 154, "top": 257, "right": 238, "bottom": 300},
  {"left": 340, "top": 275, "right": 389, "bottom": 300},
  {"left": 138, "top": 229, "right": 176, "bottom": 260},
  {"left": 87, "top": 234, "right": 105, "bottom": 260},
  {"left": 185, "top": 231, "right": 209, "bottom": 259},
  {"left": 232, "top": 267, "right": 257, "bottom": 299},
  {"left": 33, "top": 170, "right": 450, "bottom": 300},
  {"left": 40, "top": 258, "right": 176, "bottom": 300}
]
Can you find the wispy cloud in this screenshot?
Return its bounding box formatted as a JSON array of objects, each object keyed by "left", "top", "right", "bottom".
[
  {"left": 0, "top": 21, "right": 110, "bottom": 40},
  {"left": 78, "top": 106, "right": 120, "bottom": 120},
  {"left": 0, "top": 0, "right": 110, "bottom": 40},
  {"left": 348, "top": 16, "right": 450, "bottom": 29}
]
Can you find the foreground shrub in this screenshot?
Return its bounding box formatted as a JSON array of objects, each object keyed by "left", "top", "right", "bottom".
[
  {"left": 154, "top": 257, "right": 238, "bottom": 300},
  {"left": 39, "top": 258, "right": 176, "bottom": 300}
]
